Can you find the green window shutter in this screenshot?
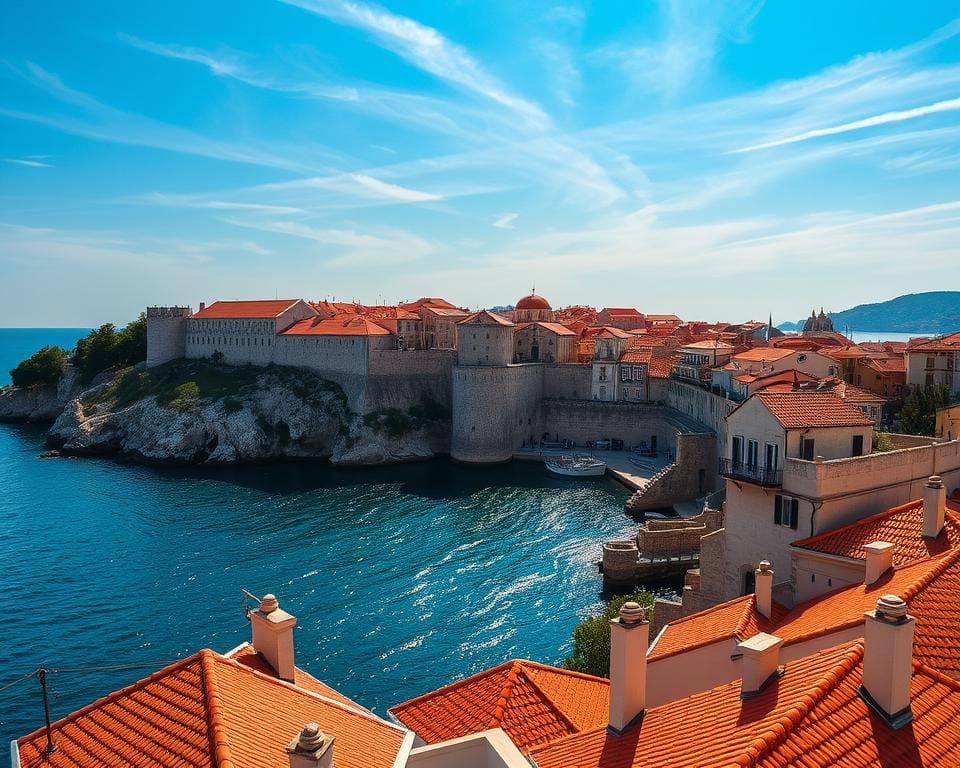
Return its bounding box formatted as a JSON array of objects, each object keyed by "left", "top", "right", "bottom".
[{"left": 790, "top": 498, "right": 800, "bottom": 530}]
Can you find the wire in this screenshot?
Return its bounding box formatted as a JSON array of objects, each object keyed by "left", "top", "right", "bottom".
[
  {"left": 44, "top": 660, "right": 184, "bottom": 675},
  {"left": 0, "top": 671, "right": 37, "bottom": 693}
]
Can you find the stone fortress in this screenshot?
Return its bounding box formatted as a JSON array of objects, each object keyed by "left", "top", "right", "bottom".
[{"left": 146, "top": 292, "right": 717, "bottom": 486}]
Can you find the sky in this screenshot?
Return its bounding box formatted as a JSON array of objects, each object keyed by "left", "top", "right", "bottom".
[{"left": 1, "top": 1, "right": 959, "bottom": 327}]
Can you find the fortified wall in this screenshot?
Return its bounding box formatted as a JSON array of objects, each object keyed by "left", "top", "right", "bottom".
[
  {"left": 451, "top": 364, "right": 544, "bottom": 463},
  {"left": 146, "top": 307, "right": 192, "bottom": 367}
]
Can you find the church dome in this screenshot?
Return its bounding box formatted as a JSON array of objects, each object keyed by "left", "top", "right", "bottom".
[{"left": 516, "top": 293, "right": 551, "bottom": 311}]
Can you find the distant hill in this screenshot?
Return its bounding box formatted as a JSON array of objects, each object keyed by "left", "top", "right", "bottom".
[{"left": 777, "top": 292, "right": 960, "bottom": 334}]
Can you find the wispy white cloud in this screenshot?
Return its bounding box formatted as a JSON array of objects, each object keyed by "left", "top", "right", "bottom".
[
  {"left": 3, "top": 157, "right": 52, "bottom": 167},
  {"left": 143, "top": 193, "right": 305, "bottom": 214},
  {"left": 735, "top": 96, "right": 960, "bottom": 153},
  {"left": 492, "top": 213, "right": 518, "bottom": 229},
  {"left": 278, "top": 0, "right": 549, "bottom": 128},
  {"left": 350, "top": 173, "right": 443, "bottom": 202},
  {"left": 594, "top": 0, "right": 764, "bottom": 97}
]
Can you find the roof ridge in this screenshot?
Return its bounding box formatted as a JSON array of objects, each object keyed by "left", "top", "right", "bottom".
[
  {"left": 200, "top": 649, "right": 235, "bottom": 768},
  {"left": 734, "top": 643, "right": 865, "bottom": 767},
  {"left": 902, "top": 544, "right": 960, "bottom": 601},
  {"left": 489, "top": 660, "right": 525, "bottom": 727},
  {"left": 519, "top": 659, "right": 610, "bottom": 685},
  {"left": 514, "top": 666, "right": 580, "bottom": 736},
  {"left": 16, "top": 651, "right": 205, "bottom": 748},
  {"left": 792, "top": 499, "right": 923, "bottom": 549},
  {"left": 389, "top": 660, "right": 519, "bottom": 714},
  {"left": 664, "top": 594, "right": 753, "bottom": 628},
  {"left": 733, "top": 595, "right": 760, "bottom": 638}
]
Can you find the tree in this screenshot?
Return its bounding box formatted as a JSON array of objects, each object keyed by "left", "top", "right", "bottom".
[
  {"left": 10, "top": 346, "right": 68, "bottom": 388},
  {"left": 900, "top": 383, "right": 949, "bottom": 436},
  {"left": 563, "top": 591, "right": 653, "bottom": 677},
  {"left": 73, "top": 315, "right": 147, "bottom": 384}
]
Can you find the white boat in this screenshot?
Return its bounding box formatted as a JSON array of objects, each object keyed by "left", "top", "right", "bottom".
[{"left": 545, "top": 455, "right": 607, "bottom": 478}]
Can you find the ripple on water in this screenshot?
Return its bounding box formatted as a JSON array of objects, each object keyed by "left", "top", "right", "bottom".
[{"left": 0, "top": 417, "right": 660, "bottom": 744}]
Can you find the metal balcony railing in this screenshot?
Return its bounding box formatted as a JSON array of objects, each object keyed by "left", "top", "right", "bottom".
[{"left": 718, "top": 457, "right": 782, "bottom": 487}]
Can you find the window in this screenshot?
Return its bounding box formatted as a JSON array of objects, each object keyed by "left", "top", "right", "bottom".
[
  {"left": 765, "top": 442, "right": 779, "bottom": 470},
  {"left": 621, "top": 367, "right": 632, "bottom": 381},
  {"left": 747, "top": 440, "right": 759, "bottom": 470},
  {"left": 801, "top": 437, "right": 815, "bottom": 461},
  {"left": 774, "top": 495, "right": 799, "bottom": 529},
  {"left": 599, "top": 366, "right": 608, "bottom": 381},
  {"left": 732, "top": 435, "right": 744, "bottom": 467},
  {"left": 852, "top": 434, "right": 864, "bottom": 456}
]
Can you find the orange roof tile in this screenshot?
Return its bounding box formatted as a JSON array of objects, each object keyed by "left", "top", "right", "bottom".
[
  {"left": 601, "top": 308, "right": 644, "bottom": 317},
  {"left": 533, "top": 640, "right": 960, "bottom": 768},
  {"left": 732, "top": 347, "right": 796, "bottom": 363},
  {"left": 647, "top": 354, "right": 676, "bottom": 379},
  {"left": 532, "top": 642, "right": 860, "bottom": 768},
  {"left": 749, "top": 390, "right": 874, "bottom": 429},
  {"left": 459, "top": 310, "right": 514, "bottom": 326},
  {"left": 792, "top": 502, "right": 960, "bottom": 567},
  {"left": 649, "top": 594, "right": 789, "bottom": 660},
  {"left": 907, "top": 331, "right": 960, "bottom": 352},
  {"left": 517, "top": 321, "right": 576, "bottom": 336},
  {"left": 194, "top": 299, "right": 303, "bottom": 319},
  {"left": 16, "top": 649, "right": 408, "bottom": 768},
  {"left": 389, "top": 659, "right": 609, "bottom": 751},
  {"left": 281, "top": 315, "right": 391, "bottom": 336},
  {"left": 621, "top": 349, "right": 652, "bottom": 364}
]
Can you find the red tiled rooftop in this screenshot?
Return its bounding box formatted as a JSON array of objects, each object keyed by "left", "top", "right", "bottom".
[
  {"left": 194, "top": 299, "right": 302, "bottom": 319},
  {"left": 601, "top": 307, "right": 643, "bottom": 316},
  {"left": 515, "top": 294, "right": 552, "bottom": 310},
  {"left": 792, "top": 501, "right": 960, "bottom": 567},
  {"left": 281, "top": 315, "right": 391, "bottom": 336},
  {"left": 389, "top": 659, "right": 609, "bottom": 751},
  {"left": 517, "top": 321, "right": 576, "bottom": 336},
  {"left": 459, "top": 310, "right": 514, "bottom": 326},
  {"left": 907, "top": 331, "right": 960, "bottom": 351},
  {"left": 732, "top": 347, "right": 796, "bottom": 363},
  {"left": 749, "top": 390, "right": 874, "bottom": 429},
  {"left": 16, "top": 649, "right": 407, "bottom": 768}
]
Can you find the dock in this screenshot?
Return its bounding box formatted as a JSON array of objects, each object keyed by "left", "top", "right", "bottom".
[{"left": 512, "top": 447, "right": 672, "bottom": 491}]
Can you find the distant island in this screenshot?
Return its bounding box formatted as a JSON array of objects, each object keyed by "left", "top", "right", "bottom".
[{"left": 778, "top": 291, "right": 960, "bottom": 334}]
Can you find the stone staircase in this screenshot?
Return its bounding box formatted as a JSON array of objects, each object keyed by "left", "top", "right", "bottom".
[{"left": 625, "top": 463, "right": 677, "bottom": 512}]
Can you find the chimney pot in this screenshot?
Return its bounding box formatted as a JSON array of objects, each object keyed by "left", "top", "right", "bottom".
[
  {"left": 608, "top": 603, "right": 649, "bottom": 734},
  {"left": 863, "top": 542, "right": 895, "bottom": 585},
  {"left": 922, "top": 475, "right": 946, "bottom": 539},
  {"left": 861, "top": 594, "right": 915, "bottom": 729},
  {"left": 250, "top": 592, "right": 297, "bottom": 682},
  {"left": 754, "top": 560, "right": 774, "bottom": 619},
  {"left": 288, "top": 723, "right": 334, "bottom": 768}
]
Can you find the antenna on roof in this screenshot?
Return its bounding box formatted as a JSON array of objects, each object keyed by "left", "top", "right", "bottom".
[{"left": 38, "top": 668, "right": 57, "bottom": 756}]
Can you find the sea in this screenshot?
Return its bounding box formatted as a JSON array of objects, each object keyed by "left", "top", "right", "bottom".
[{"left": 0, "top": 328, "right": 647, "bottom": 752}]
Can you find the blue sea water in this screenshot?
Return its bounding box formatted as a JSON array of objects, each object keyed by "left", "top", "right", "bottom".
[
  {"left": 0, "top": 328, "right": 91, "bottom": 386},
  {"left": 0, "top": 329, "right": 649, "bottom": 754}
]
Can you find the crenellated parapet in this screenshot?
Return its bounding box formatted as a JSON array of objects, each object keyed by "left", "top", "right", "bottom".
[{"left": 146, "top": 306, "right": 193, "bottom": 367}]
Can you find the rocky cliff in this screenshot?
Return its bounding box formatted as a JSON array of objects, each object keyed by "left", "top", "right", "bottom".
[
  {"left": 12, "top": 360, "right": 448, "bottom": 466},
  {"left": 0, "top": 365, "right": 84, "bottom": 422}
]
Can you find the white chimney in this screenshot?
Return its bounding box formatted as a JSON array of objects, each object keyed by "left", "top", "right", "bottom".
[
  {"left": 922, "top": 476, "right": 946, "bottom": 539},
  {"left": 288, "top": 723, "right": 334, "bottom": 768},
  {"left": 863, "top": 542, "right": 895, "bottom": 585},
  {"left": 250, "top": 593, "right": 297, "bottom": 682},
  {"left": 754, "top": 560, "right": 773, "bottom": 619},
  {"left": 608, "top": 601, "right": 648, "bottom": 733},
  {"left": 738, "top": 632, "right": 783, "bottom": 699},
  {"left": 861, "top": 594, "right": 915, "bottom": 729}
]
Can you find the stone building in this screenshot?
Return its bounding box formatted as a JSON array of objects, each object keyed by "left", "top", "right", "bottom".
[
  {"left": 905, "top": 331, "right": 960, "bottom": 397},
  {"left": 512, "top": 291, "right": 555, "bottom": 323},
  {"left": 597, "top": 307, "right": 645, "bottom": 331},
  {"left": 513, "top": 322, "right": 575, "bottom": 363},
  {"left": 801, "top": 307, "right": 834, "bottom": 334}
]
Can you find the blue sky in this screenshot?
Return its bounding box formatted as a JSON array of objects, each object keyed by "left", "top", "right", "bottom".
[{"left": 1, "top": 1, "right": 959, "bottom": 326}]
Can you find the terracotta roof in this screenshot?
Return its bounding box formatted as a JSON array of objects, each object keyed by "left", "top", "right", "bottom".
[
  {"left": 647, "top": 354, "right": 676, "bottom": 379},
  {"left": 389, "top": 659, "right": 608, "bottom": 751},
  {"left": 459, "top": 310, "right": 514, "bottom": 326},
  {"left": 907, "top": 331, "right": 960, "bottom": 352},
  {"left": 517, "top": 321, "right": 575, "bottom": 336},
  {"left": 423, "top": 306, "right": 471, "bottom": 317},
  {"left": 515, "top": 294, "right": 552, "bottom": 311},
  {"left": 16, "top": 649, "right": 408, "bottom": 768},
  {"left": 400, "top": 297, "right": 458, "bottom": 311},
  {"left": 587, "top": 326, "right": 631, "bottom": 339},
  {"left": 281, "top": 315, "right": 392, "bottom": 336},
  {"left": 749, "top": 390, "right": 874, "bottom": 429},
  {"left": 621, "top": 349, "right": 652, "bottom": 364},
  {"left": 533, "top": 640, "right": 960, "bottom": 768},
  {"left": 193, "top": 299, "right": 302, "bottom": 319},
  {"left": 732, "top": 347, "right": 796, "bottom": 363},
  {"left": 645, "top": 314, "right": 681, "bottom": 323},
  {"left": 649, "top": 594, "right": 789, "bottom": 660},
  {"left": 601, "top": 308, "right": 643, "bottom": 317},
  {"left": 865, "top": 357, "right": 905, "bottom": 373},
  {"left": 792, "top": 502, "right": 960, "bottom": 567},
  {"left": 683, "top": 340, "right": 735, "bottom": 350}
]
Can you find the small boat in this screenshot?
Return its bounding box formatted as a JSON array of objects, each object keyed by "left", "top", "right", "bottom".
[{"left": 545, "top": 455, "right": 607, "bottom": 478}]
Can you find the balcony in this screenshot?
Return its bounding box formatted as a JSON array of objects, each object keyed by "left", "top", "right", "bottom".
[{"left": 718, "top": 457, "right": 782, "bottom": 487}]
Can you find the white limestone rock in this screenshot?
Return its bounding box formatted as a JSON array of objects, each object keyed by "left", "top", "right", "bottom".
[{"left": 0, "top": 364, "right": 83, "bottom": 422}]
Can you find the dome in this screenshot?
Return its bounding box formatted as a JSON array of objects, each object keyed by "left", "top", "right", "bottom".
[{"left": 516, "top": 293, "right": 552, "bottom": 311}]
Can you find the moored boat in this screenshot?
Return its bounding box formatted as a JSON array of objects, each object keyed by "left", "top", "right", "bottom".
[{"left": 545, "top": 455, "right": 607, "bottom": 477}]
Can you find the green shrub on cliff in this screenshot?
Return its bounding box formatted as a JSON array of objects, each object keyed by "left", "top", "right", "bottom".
[
  {"left": 562, "top": 592, "right": 653, "bottom": 678},
  {"left": 74, "top": 315, "right": 147, "bottom": 384},
  {"left": 167, "top": 381, "right": 200, "bottom": 413},
  {"left": 10, "top": 346, "right": 68, "bottom": 388}
]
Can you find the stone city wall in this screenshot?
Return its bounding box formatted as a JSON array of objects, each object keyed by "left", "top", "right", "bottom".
[
  {"left": 365, "top": 350, "right": 456, "bottom": 412},
  {"left": 146, "top": 307, "right": 192, "bottom": 367},
  {"left": 543, "top": 363, "right": 593, "bottom": 400},
  {"left": 664, "top": 379, "right": 735, "bottom": 488},
  {"left": 451, "top": 364, "right": 545, "bottom": 462},
  {"left": 537, "top": 399, "right": 691, "bottom": 451}
]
